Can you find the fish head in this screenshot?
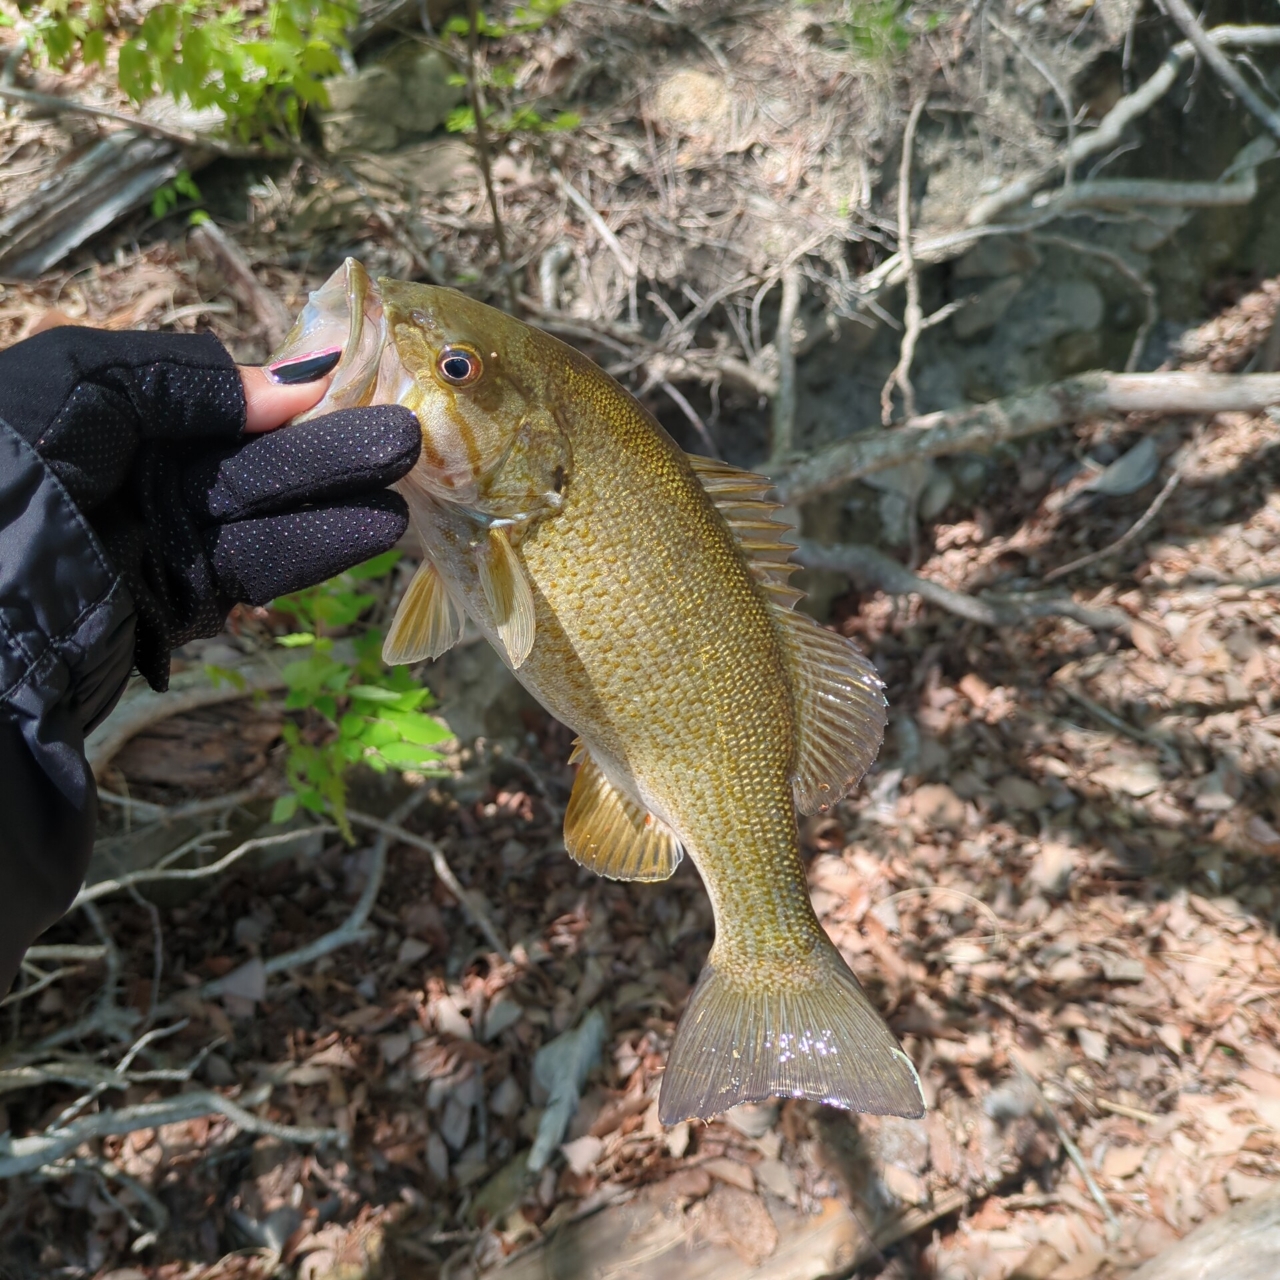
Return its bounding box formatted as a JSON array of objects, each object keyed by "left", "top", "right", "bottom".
[{"left": 273, "top": 259, "right": 571, "bottom": 517}]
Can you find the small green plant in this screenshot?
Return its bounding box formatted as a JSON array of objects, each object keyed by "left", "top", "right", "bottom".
[
  {"left": 150, "top": 168, "right": 203, "bottom": 219},
  {"left": 4, "top": 0, "right": 357, "bottom": 144},
  {"left": 215, "top": 552, "right": 453, "bottom": 838},
  {"left": 799, "top": 1, "right": 943, "bottom": 63}
]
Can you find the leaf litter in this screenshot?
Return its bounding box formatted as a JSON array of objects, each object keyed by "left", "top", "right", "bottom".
[{"left": 5, "top": 89, "right": 1280, "bottom": 1280}]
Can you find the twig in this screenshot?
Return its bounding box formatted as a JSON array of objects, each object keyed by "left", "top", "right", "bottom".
[
  {"left": 658, "top": 379, "right": 718, "bottom": 457},
  {"left": 1097, "top": 1098, "right": 1164, "bottom": 1124},
  {"left": 771, "top": 266, "right": 802, "bottom": 461},
  {"left": 774, "top": 371, "right": 1280, "bottom": 505},
  {"left": 1010, "top": 1053, "right": 1119, "bottom": 1234},
  {"left": 967, "top": 24, "right": 1280, "bottom": 226},
  {"left": 0, "top": 83, "right": 247, "bottom": 155},
  {"left": 796, "top": 540, "right": 1131, "bottom": 632},
  {"left": 187, "top": 220, "right": 293, "bottom": 347},
  {"left": 345, "top": 810, "right": 513, "bottom": 963},
  {"left": 40, "top": 1156, "right": 170, "bottom": 1251},
  {"left": 95, "top": 785, "right": 269, "bottom": 824},
  {"left": 0, "top": 1089, "right": 346, "bottom": 1178},
  {"left": 1031, "top": 233, "right": 1157, "bottom": 372},
  {"left": 465, "top": 0, "right": 516, "bottom": 311},
  {"left": 551, "top": 169, "right": 639, "bottom": 324},
  {"left": 986, "top": 15, "right": 1076, "bottom": 185},
  {"left": 1056, "top": 684, "right": 1178, "bottom": 765},
  {"left": 198, "top": 794, "right": 430, "bottom": 998},
  {"left": 73, "top": 827, "right": 334, "bottom": 909},
  {"left": 881, "top": 95, "right": 928, "bottom": 426},
  {"left": 1045, "top": 449, "right": 1191, "bottom": 582},
  {"left": 1156, "top": 0, "right": 1280, "bottom": 143}
]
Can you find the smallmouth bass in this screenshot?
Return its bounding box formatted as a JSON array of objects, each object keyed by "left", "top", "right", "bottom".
[{"left": 273, "top": 259, "right": 924, "bottom": 1124}]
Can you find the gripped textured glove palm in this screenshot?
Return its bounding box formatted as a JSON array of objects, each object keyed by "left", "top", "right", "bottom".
[{"left": 0, "top": 326, "right": 421, "bottom": 689}]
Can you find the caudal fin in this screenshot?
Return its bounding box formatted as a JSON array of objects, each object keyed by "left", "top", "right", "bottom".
[{"left": 658, "top": 942, "right": 923, "bottom": 1124}]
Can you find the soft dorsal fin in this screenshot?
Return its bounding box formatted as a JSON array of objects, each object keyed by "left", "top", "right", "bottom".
[
  {"left": 687, "top": 453, "right": 888, "bottom": 813},
  {"left": 564, "top": 740, "right": 683, "bottom": 881},
  {"left": 383, "top": 557, "right": 464, "bottom": 666},
  {"left": 477, "top": 527, "right": 536, "bottom": 669},
  {"left": 775, "top": 608, "right": 888, "bottom": 814}
]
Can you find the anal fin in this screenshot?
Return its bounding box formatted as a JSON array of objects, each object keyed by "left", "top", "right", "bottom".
[
  {"left": 383, "top": 558, "right": 464, "bottom": 666},
  {"left": 478, "top": 527, "right": 536, "bottom": 669},
  {"left": 564, "top": 741, "right": 683, "bottom": 882}
]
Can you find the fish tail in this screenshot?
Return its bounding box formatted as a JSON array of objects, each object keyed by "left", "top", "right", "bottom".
[{"left": 658, "top": 939, "right": 924, "bottom": 1124}]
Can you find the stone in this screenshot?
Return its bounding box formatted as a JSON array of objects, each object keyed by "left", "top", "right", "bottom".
[
  {"left": 953, "top": 275, "right": 1025, "bottom": 339},
  {"left": 1027, "top": 841, "right": 1078, "bottom": 897},
  {"left": 652, "top": 69, "right": 730, "bottom": 131},
  {"left": 953, "top": 235, "right": 1042, "bottom": 280}
]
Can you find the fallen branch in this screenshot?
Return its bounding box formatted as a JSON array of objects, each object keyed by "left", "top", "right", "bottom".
[
  {"left": 967, "top": 23, "right": 1280, "bottom": 226},
  {"left": 346, "top": 810, "right": 513, "bottom": 963},
  {"left": 1157, "top": 0, "right": 1280, "bottom": 143},
  {"left": 188, "top": 220, "right": 294, "bottom": 347},
  {"left": 774, "top": 371, "right": 1280, "bottom": 505},
  {"left": 796, "top": 540, "right": 1131, "bottom": 632},
  {"left": 771, "top": 266, "right": 802, "bottom": 461},
  {"left": 881, "top": 95, "right": 927, "bottom": 426},
  {"left": 0, "top": 1088, "right": 346, "bottom": 1179}
]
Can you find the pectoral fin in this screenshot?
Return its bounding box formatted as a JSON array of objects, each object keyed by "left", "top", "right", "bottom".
[
  {"left": 478, "top": 527, "right": 536, "bottom": 669},
  {"left": 383, "top": 558, "right": 464, "bottom": 666},
  {"left": 563, "top": 741, "right": 683, "bottom": 881}
]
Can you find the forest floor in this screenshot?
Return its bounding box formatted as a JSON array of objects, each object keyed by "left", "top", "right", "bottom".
[{"left": 2, "top": 247, "right": 1280, "bottom": 1280}]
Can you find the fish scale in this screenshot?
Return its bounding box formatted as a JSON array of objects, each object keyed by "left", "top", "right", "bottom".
[{"left": 272, "top": 258, "right": 925, "bottom": 1125}]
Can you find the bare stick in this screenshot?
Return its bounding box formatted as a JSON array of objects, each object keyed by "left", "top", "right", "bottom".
[
  {"left": 658, "top": 379, "right": 718, "bottom": 457},
  {"left": 774, "top": 371, "right": 1280, "bottom": 505},
  {"left": 968, "top": 24, "right": 1280, "bottom": 226},
  {"left": 1044, "top": 449, "right": 1191, "bottom": 582},
  {"left": 1157, "top": 0, "right": 1280, "bottom": 142},
  {"left": 73, "top": 827, "right": 334, "bottom": 909},
  {"left": 465, "top": 0, "right": 516, "bottom": 311},
  {"left": 0, "top": 1090, "right": 346, "bottom": 1179},
  {"left": 0, "top": 83, "right": 249, "bottom": 156},
  {"left": 881, "top": 95, "right": 928, "bottom": 425},
  {"left": 1010, "top": 1053, "right": 1119, "bottom": 1233},
  {"left": 346, "top": 810, "right": 512, "bottom": 962},
  {"left": 1031, "top": 233, "right": 1157, "bottom": 372},
  {"left": 986, "top": 15, "right": 1076, "bottom": 184},
  {"left": 188, "top": 220, "right": 294, "bottom": 347},
  {"left": 771, "top": 267, "right": 802, "bottom": 460},
  {"left": 552, "top": 168, "right": 639, "bottom": 325},
  {"left": 796, "top": 540, "right": 1131, "bottom": 632}
]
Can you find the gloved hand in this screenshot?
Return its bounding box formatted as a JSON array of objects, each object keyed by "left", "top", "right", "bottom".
[{"left": 0, "top": 325, "right": 420, "bottom": 689}]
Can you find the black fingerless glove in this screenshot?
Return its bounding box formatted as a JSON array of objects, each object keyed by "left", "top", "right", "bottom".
[{"left": 0, "top": 326, "right": 420, "bottom": 690}]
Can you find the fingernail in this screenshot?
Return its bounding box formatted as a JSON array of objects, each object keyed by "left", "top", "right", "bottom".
[{"left": 267, "top": 347, "right": 343, "bottom": 384}]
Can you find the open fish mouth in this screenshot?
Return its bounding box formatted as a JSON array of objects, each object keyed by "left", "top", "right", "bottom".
[{"left": 270, "top": 259, "right": 390, "bottom": 417}]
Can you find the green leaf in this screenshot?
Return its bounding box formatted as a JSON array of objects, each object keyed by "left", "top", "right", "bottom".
[
  {"left": 271, "top": 793, "right": 299, "bottom": 824},
  {"left": 276, "top": 632, "right": 316, "bottom": 647},
  {"left": 204, "top": 663, "right": 247, "bottom": 691},
  {"left": 347, "top": 684, "right": 410, "bottom": 705},
  {"left": 377, "top": 741, "right": 448, "bottom": 767}
]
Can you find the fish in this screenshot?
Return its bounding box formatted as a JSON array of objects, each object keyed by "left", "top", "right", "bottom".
[{"left": 271, "top": 258, "right": 924, "bottom": 1124}]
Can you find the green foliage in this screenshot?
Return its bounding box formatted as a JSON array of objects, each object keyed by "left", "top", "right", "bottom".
[
  {"left": 256, "top": 552, "right": 452, "bottom": 839},
  {"left": 442, "top": 1, "right": 579, "bottom": 138},
  {"left": 150, "top": 168, "right": 203, "bottom": 219},
  {"left": 800, "top": 1, "right": 943, "bottom": 63},
  {"left": 7, "top": 0, "right": 357, "bottom": 144}
]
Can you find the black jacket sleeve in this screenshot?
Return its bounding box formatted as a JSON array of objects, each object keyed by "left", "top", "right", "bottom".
[
  {"left": 0, "top": 328, "right": 244, "bottom": 994},
  {"left": 0, "top": 415, "right": 137, "bottom": 992}
]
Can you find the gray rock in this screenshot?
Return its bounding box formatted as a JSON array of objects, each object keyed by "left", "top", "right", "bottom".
[
  {"left": 953, "top": 235, "right": 1041, "bottom": 280},
  {"left": 953, "top": 275, "right": 1025, "bottom": 339}
]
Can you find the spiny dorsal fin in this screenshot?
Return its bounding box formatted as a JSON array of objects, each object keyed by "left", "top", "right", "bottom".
[
  {"left": 686, "top": 453, "right": 887, "bottom": 814},
  {"left": 775, "top": 608, "right": 888, "bottom": 815},
  {"left": 686, "top": 454, "right": 801, "bottom": 590},
  {"left": 564, "top": 740, "right": 683, "bottom": 882},
  {"left": 383, "top": 558, "right": 464, "bottom": 666},
  {"left": 478, "top": 527, "right": 536, "bottom": 669}
]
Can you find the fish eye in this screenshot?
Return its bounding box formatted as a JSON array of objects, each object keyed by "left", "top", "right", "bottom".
[{"left": 437, "top": 346, "right": 483, "bottom": 386}]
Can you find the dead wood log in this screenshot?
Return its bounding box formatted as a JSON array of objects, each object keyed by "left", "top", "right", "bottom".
[
  {"left": 775, "top": 371, "right": 1280, "bottom": 505},
  {"left": 1128, "top": 1182, "right": 1280, "bottom": 1280},
  {"left": 0, "top": 130, "right": 194, "bottom": 278}
]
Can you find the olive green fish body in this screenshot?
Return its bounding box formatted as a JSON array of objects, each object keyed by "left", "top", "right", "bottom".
[{"left": 273, "top": 260, "right": 924, "bottom": 1123}]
